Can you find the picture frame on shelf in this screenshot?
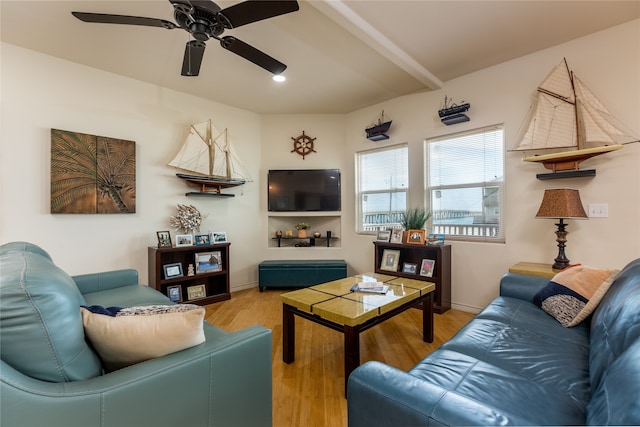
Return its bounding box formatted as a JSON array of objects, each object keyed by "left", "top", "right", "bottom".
[
  {"left": 195, "top": 251, "right": 222, "bottom": 274},
  {"left": 212, "top": 231, "right": 228, "bottom": 244},
  {"left": 402, "top": 262, "right": 417, "bottom": 274},
  {"left": 419, "top": 259, "right": 436, "bottom": 277},
  {"left": 163, "top": 262, "right": 183, "bottom": 280},
  {"left": 175, "top": 234, "right": 193, "bottom": 247},
  {"left": 186, "top": 284, "right": 206, "bottom": 301},
  {"left": 380, "top": 249, "right": 401, "bottom": 272},
  {"left": 156, "top": 231, "right": 172, "bottom": 248},
  {"left": 195, "top": 234, "right": 210, "bottom": 246},
  {"left": 376, "top": 230, "right": 391, "bottom": 242},
  {"left": 407, "top": 229, "right": 425, "bottom": 245},
  {"left": 389, "top": 229, "right": 403, "bottom": 244},
  {"left": 166, "top": 284, "right": 183, "bottom": 302}
]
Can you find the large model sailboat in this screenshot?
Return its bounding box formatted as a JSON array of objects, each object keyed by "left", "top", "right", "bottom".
[
  {"left": 513, "top": 58, "right": 638, "bottom": 179},
  {"left": 169, "top": 120, "right": 252, "bottom": 197}
]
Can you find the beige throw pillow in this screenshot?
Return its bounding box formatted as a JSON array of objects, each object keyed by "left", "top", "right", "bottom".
[{"left": 81, "top": 304, "right": 205, "bottom": 371}]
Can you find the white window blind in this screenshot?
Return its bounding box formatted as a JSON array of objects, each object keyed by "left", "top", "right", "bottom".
[
  {"left": 356, "top": 144, "right": 408, "bottom": 233},
  {"left": 425, "top": 125, "right": 504, "bottom": 242}
]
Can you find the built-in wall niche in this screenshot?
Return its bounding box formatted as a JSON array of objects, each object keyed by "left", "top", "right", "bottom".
[{"left": 268, "top": 215, "right": 341, "bottom": 248}]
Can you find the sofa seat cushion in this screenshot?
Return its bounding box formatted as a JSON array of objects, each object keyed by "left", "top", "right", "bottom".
[
  {"left": 409, "top": 349, "right": 588, "bottom": 425},
  {"left": 82, "top": 284, "right": 173, "bottom": 307},
  {"left": 81, "top": 304, "right": 206, "bottom": 371},
  {"left": 407, "top": 296, "right": 591, "bottom": 424},
  {"left": 0, "top": 248, "right": 103, "bottom": 382}
]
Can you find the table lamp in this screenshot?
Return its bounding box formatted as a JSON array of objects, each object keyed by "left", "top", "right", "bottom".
[{"left": 535, "top": 188, "right": 588, "bottom": 270}]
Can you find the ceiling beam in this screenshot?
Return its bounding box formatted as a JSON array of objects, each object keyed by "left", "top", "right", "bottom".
[{"left": 310, "top": 0, "right": 443, "bottom": 90}]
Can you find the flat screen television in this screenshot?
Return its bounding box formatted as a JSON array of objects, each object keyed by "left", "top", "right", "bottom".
[{"left": 268, "top": 169, "right": 341, "bottom": 212}]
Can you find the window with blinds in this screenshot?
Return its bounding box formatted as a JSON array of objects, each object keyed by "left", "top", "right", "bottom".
[
  {"left": 425, "top": 125, "right": 505, "bottom": 242},
  {"left": 356, "top": 143, "right": 408, "bottom": 233}
]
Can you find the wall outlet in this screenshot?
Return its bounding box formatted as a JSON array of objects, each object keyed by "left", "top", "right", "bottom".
[{"left": 588, "top": 203, "right": 608, "bottom": 218}]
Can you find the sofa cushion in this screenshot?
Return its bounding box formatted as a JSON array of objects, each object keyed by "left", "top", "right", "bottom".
[
  {"left": 533, "top": 265, "right": 618, "bottom": 327},
  {"left": 587, "top": 338, "right": 640, "bottom": 425},
  {"left": 589, "top": 258, "right": 640, "bottom": 391},
  {"left": 409, "top": 349, "right": 588, "bottom": 425},
  {"left": 81, "top": 304, "right": 206, "bottom": 371},
  {"left": 438, "top": 298, "right": 590, "bottom": 409},
  {"left": 0, "top": 247, "right": 103, "bottom": 382}
]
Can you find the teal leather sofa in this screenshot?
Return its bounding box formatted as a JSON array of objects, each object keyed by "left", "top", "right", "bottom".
[
  {"left": 348, "top": 258, "right": 640, "bottom": 426},
  {"left": 0, "top": 242, "right": 272, "bottom": 427}
]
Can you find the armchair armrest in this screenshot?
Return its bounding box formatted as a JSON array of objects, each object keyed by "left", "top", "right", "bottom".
[
  {"left": 1, "top": 324, "right": 272, "bottom": 427},
  {"left": 499, "top": 272, "right": 549, "bottom": 302},
  {"left": 73, "top": 269, "right": 139, "bottom": 295},
  {"left": 347, "top": 361, "right": 527, "bottom": 427}
]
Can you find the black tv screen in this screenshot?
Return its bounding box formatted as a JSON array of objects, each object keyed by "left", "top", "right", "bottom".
[{"left": 268, "top": 169, "right": 341, "bottom": 212}]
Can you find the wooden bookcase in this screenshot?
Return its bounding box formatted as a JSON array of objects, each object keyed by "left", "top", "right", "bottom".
[
  {"left": 148, "top": 243, "right": 231, "bottom": 306},
  {"left": 373, "top": 242, "right": 451, "bottom": 314}
]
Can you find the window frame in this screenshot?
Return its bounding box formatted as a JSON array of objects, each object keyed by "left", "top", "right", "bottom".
[
  {"left": 424, "top": 124, "right": 505, "bottom": 243},
  {"left": 355, "top": 143, "right": 409, "bottom": 234}
]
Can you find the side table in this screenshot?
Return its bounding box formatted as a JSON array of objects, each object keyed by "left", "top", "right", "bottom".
[{"left": 508, "top": 262, "right": 557, "bottom": 279}]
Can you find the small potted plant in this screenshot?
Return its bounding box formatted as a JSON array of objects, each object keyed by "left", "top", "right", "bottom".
[
  {"left": 400, "top": 207, "right": 431, "bottom": 242},
  {"left": 295, "top": 222, "right": 311, "bottom": 238}
]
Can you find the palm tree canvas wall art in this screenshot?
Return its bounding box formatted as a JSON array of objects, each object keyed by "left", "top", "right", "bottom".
[{"left": 51, "top": 129, "right": 136, "bottom": 214}]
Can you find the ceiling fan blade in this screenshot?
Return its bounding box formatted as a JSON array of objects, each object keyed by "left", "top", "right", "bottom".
[
  {"left": 220, "top": 36, "right": 286, "bottom": 75},
  {"left": 181, "top": 40, "right": 206, "bottom": 76},
  {"left": 72, "top": 12, "right": 176, "bottom": 29},
  {"left": 219, "top": 1, "right": 299, "bottom": 29}
]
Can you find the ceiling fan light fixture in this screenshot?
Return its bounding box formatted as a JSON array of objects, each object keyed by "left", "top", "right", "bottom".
[{"left": 273, "top": 74, "right": 286, "bottom": 82}]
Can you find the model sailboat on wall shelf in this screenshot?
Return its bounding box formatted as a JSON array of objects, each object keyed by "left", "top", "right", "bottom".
[
  {"left": 169, "top": 120, "right": 252, "bottom": 197},
  {"left": 513, "top": 58, "right": 638, "bottom": 179}
]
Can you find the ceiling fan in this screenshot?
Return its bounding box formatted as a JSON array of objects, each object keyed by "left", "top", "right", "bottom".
[{"left": 71, "top": 0, "right": 299, "bottom": 77}]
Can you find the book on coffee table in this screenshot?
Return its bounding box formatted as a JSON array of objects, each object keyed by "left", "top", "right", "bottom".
[{"left": 350, "top": 281, "right": 389, "bottom": 294}]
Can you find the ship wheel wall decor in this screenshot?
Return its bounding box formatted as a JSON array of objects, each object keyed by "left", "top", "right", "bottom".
[{"left": 291, "top": 131, "right": 317, "bottom": 159}]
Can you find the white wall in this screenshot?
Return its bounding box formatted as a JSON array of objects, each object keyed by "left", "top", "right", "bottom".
[
  {"left": 2, "top": 19, "right": 639, "bottom": 311},
  {"left": 0, "top": 43, "right": 263, "bottom": 289},
  {"left": 343, "top": 19, "right": 640, "bottom": 311}
]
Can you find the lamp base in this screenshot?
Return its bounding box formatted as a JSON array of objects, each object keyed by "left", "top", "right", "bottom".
[{"left": 552, "top": 218, "right": 570, "bottom": 270}]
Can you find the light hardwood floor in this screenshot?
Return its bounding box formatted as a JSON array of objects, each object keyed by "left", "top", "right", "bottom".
[{"left": 204, "top": 287, "right": 475, "bottom": 427}]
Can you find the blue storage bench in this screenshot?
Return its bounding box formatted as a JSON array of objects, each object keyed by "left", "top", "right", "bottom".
[{"left": 258, "top": 259, "right": 347, "bottom": 292}]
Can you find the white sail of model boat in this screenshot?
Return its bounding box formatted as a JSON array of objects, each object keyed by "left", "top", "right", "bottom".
[
  {"left": 513, "top": 58, "right": 638, "bottom": 174},
  {"left": 169, "top": 119, "right": 252, "bottom": 196}
]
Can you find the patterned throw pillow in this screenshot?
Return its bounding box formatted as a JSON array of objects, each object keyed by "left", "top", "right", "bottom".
[
  {"left": 533, "top": 265, "right": 618, "bottom": 327},
  {"left": 81, "top": 304, "right": 205, "bottom": 371}
]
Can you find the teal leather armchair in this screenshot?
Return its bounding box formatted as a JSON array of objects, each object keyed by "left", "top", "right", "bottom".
[{"left": 1, "top": 242, "right": 272, "bottom": 427}]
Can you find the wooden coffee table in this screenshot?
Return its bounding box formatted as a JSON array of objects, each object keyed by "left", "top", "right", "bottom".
[{"left": 281, "top": 273, "right": 436, "bottom": 393}]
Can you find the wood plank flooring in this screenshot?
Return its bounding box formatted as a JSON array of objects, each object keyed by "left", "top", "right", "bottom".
[{"left": 204, "top": 287, "right": 475, "bottom": 427}]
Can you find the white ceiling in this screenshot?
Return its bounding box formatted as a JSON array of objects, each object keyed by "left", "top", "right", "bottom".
[{"left": 1, "top": 1, "right": 638, "bottom": 114}]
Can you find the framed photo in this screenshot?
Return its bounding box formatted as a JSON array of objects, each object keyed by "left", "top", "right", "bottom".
[
  {"left": 163, "top": 262, "right": 183, "bottom": 279},
  {"left": 212, "top": 231, "right": 228, "bottom": 244},
  {"left": 195, "top": 251, "right": 222, "bottom": 274},
  {"left": 427, "top": 233, "right": 445, "bottom": 246},
  {"left": 420, "top": 259, "right": 436, "bottom": 277},
  {"left": 402, "top": 262, "right": 417, "bottom": 274},
  {"left": 195, "top": 234, "right": 210, "bottom": 246},
  {"left": 406, "top": 229, "right": 425, "bottom": 245},
  {"left": 380, "top": 249, "right": 400, "bottom": 272},
  {"left": 156, "top": 231, "right": 172, "bottom": 248},
  {"left": 166, "top": 284, "right": 183, "bottom": 302},
  {"left": 376, "top": 230, "right": 391, "bottom": 242},
  {"left": 389, "top": 229, "right": 403, "bottom": 244},
  {"left": 187, "top": 284, "right": 206, "bottom": 301},
  {"left": 175, "top": 234, "right": 193, "bottom": 247}
]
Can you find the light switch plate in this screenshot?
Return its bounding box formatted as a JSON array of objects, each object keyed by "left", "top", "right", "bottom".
[{"left": 588, "top": 203, "right": 608, "bottom": 218}]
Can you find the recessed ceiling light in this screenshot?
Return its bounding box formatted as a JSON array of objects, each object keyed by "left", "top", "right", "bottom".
[{"left": 273, "top": 74, "right": 286, "bottom": 82}]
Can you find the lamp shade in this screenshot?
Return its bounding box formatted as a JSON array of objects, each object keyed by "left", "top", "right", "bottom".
[{"left": 536, "top": 188, "right": 588, "bottom": 219}]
